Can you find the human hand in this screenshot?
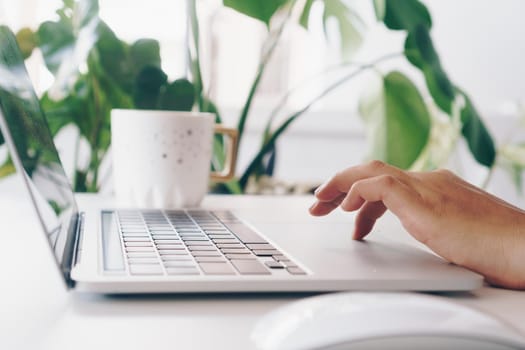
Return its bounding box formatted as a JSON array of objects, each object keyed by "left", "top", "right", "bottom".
[{"left": 309, "top": 160, "right": 525, "bottom": 289}]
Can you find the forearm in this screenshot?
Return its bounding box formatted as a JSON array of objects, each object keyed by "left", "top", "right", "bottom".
[
  {"left": 487, "top": 229, "right": 525, "bottom": 289},
  {"left": 458, "top": 219, "right": 525, "bottom": 290}
]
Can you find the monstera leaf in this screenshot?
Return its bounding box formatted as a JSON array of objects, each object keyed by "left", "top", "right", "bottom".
[
  {"left": 300, "top": 0, "right": 365, "bottom": 60},
  {"left": 404, "top": 26, "right": 455, "bottom": 113},
  {"left": 159, "top": 79, "right": 195, "bottom": 111},
  {"left": 359, "top": 71, "right": 431, "bottom": 169},
  {"left": 374, "top": 0, "right": 495, "bottom": 168},
  {"left": 223, "top": 0, "right": 288, "bottom": 27},
  {"left": 38, "top": 0, "right": 101, "bottom": 99},
  {"left": 404, "top": 26, "right": 495, "bottom": 167},
  {"left": 378, "top": 0, "right": 431, "bottom": 31}
]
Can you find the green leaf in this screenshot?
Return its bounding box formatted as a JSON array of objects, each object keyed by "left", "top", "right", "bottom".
[
  {"left": 15, "top": 28, "right": 37, "bottom": 59},
  {"left": 223, "top": 0, "right": 288, "bottom": 27},
  {"left": 0, "top": 158, "right": 15, "bottom": 178},
  {"left": 74, "top": 170, "right": 88, "bottom": 192},
  {"left": 159, "top": 79, "right": 195, "bottom": 111},
  {"left": 382, "top": 0, "right": 431, "bottom": 31},
  {"left": 199, "top": 97, "right": 227, "bottom": 172},
  {"left": 133, "top": 66, "right": 167, "bottom": 109},
  {"left": 299, "top": 0, "right": 315, "bottom": 29},
  {"left": 40, "top": 92, "right": 77, "bottom": 136},
  {"left": 37, "top": 20, "right": 76, "bottom": 74},
  {"left": 457, "top": 91, "right": 496, "bottom": 167},
  {"left": 37, "top": 0, "right": 101, "bottom": 98},
  {"left": 405, "top": 26, "right": 455, "bottom": 113},
  {"left": 130, "top": 39, "right": 161, "bottom": 73},
  {"left": 322, "top": 0, "right": 365, "bottom": 60},
  {"left": 359, "top": 71, "right": 431, "bottom": 169},
  {"left": 75, "top": 0, "right": 100, "bottom": 28},
  {"left": 223, "top": 179, "right": 243, "bottom": 194},
  {"left": 404, "top": 26, "right": 495, "bottom": 168},
  {"left": 373, "top": 0, "right": 386, "bottom": 21},
  {"left": 95, "top": 21, "right": 132, "bottom": 92},
  {"left": 499, "top": 143, "right": 525, "bottom": 194}
]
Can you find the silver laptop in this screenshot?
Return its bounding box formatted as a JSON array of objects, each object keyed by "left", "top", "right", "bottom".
[{"left": 0, "top": 26, "right": 483, "bottom": 293}]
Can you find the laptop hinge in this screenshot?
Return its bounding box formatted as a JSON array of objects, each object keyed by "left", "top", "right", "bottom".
[
  {"left": 71, "top": 212, "right": 85, "bottom": 268},
  {"left": 62, "top": 212, "right": 85, "bottom": 289}
]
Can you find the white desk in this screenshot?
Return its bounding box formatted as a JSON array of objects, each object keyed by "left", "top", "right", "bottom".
[{"left": 1, "top": 175, "right": 524, "bottom": 350}]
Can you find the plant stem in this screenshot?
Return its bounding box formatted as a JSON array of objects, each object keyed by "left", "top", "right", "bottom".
[
  {"left": 88, "top": 71, "right": 104, "bottom": 193},
  {"left": 262, "top": 59, "right": 376, "bottom": 141},
  {"left": 239, "top": 52, "right": 403, "bottom": 189},
  {"left": 236, "top": 1, "right": 296, "bottom": 148},
  {"left": 72, "top": 129, "right": 81, "bottom": 190},
  {"left": 481, "top": 160, "right": 497, "bottom": 190},
  {"left": 187, "top": 0, "right": 204, "bottom": 110}
]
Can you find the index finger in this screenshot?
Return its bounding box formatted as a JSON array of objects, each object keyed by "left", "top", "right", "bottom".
[{"left": 315, "top": 161, "right": 410, "bottom": 202}]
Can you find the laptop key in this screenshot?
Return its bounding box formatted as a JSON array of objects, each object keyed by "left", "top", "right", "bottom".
[
  {"left": 163, "top": 261, "right": 197, "bottom": 268},
  {"left": 253, "top": 249, "right": 281, "bottom": 257},
  {"left": 125, "top": 247, "right": 155, "bottom": 252},
  {"left": 199, "top": 262, "right": 236, "bottom": 275},
  {"left": 127, "top": 252, "right": 157, "bottom": 259},
  {"left": 184, "top": 241, "right": 213, "bottom": 246},
  {"left": 223, "top": 223, "right": 267, "bottom": 244},
  {"left": 212, "top": 238, "right": 239, "bottom": 244},
  {"left": 128, "top": 258, "right": 160, "bottom": 265},
  {"left": 287, "top": 266, "right": 307, "bottom": 275},
  {"left": 121, "top": 228, "right": 146, "bottom": 232},
  {"left": 203, "top": 229, "right": 226, "bottom": 233},
  {"left": 246, "top": 243, "right": 274, "bottom": 250},
  {"left": 124, "top": 242, "right": 153, "bottom": 247},
  {"left": 161, "top": 256, "right": 192, "bottom": 261},
  {"left": 159, "top": 251, "right": 188, "bottom": 257},
  {"left": 188, "top": 246, "right": 218, "bottom": 251},
  {"left": 207, "top": 233, "right": 234, "bottom": 239},
  {"left": 123, "top": 237, "right": 152, "bottom": 242},
  {"left": 216, "top": 243, "right": 245, "bottom": 249},
  {"left": 151, "top": 232, "right": 180, "bottom": 240},
  {"left": 265, "top": 261, "right": 285, "bottom": 269},
  {"left": 272, "top": 254, "right": 290, "bottom": 262},
  {"left": 156, "top": 244, "right": 184, "bottom": 250},
  {"left": 225, "top": 253, "right": 256, "bottom": 260},
  {"left": 282, "top": 261, "right": 298, "bottom": 268},
  {"left": 122, "top": 233, "right": 150, "bottom": 237},
  {"left": 191, "top": 251, "right": 223, "bottom": 257},
  {"left": 166, "top": 267, "right": 200, "bottom": 275},
  {"left": 181, "top": 236, "right": 209, "bottom": 241},
  {"left": 221, "top": 248, "right": 251, "bottom": 254},
  {"left": 231, "top": 260, "right": 271, "bottom": 275},
  {"left": 129, "top": 265, "right": 163, "bottom": 275},
  {"left": 195, "top": 256, "right": 227, "bottom": 263},
  {"left": 153, "top": 239, "right": 181, "bottom": 244}
]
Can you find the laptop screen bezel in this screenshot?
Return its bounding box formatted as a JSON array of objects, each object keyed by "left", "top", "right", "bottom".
[{"left": 0, "top": 26, "right": 79, "bottom": 288}]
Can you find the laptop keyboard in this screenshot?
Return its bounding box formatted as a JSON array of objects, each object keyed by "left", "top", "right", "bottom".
[{"left": 116, "top": 210, "right": 306, "bottom": 276}]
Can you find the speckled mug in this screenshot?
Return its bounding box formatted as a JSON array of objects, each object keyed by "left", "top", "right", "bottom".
[{"left": 111, "top": 110, "right": 237, "bottom": 208}]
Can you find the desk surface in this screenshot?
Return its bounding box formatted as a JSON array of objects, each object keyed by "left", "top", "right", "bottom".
[{"left": 1, "top": 175, "right": 524, "bottom": 350}]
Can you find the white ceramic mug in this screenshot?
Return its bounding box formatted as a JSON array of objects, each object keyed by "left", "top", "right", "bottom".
[{"left": 111, "top": 109, "right": 237, "bottom": 208}]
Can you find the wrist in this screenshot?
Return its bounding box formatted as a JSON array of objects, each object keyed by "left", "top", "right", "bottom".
[{"left": 481, "top": 212, "right": 525, "bottom": 290}]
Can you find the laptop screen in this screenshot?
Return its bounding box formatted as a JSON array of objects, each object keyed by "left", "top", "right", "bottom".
[{"left": 0, "top": 25, "right": 78, "bottom": 285}]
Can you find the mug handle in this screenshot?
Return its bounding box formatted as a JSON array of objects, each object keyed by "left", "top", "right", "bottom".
[{"left": 210, "top": 125, "right": 238, "bottom": 182}]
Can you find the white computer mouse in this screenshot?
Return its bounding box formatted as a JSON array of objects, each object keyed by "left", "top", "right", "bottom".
[{"left": 251, "top": 292, "right": 525, "bottom": 350}]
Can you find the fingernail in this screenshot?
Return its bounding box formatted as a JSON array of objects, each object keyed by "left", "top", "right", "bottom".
[{"left": 314, "top": 184, "right": 325, "bottom": 195}]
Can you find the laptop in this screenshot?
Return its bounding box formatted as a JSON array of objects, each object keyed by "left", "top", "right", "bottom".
[{"left": 0, "top": 26, "right": 483, "bottom": 293}]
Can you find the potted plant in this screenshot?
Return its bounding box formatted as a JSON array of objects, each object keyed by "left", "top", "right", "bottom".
[
  {"left": 198, "top": 0, "right": 497, "bottom": 194},
  {"left": 1, "top": 0, "right": 195, "bottom": 192},
  {"left": 2, "top": 0, "right": 524, "bottom": 197}
]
